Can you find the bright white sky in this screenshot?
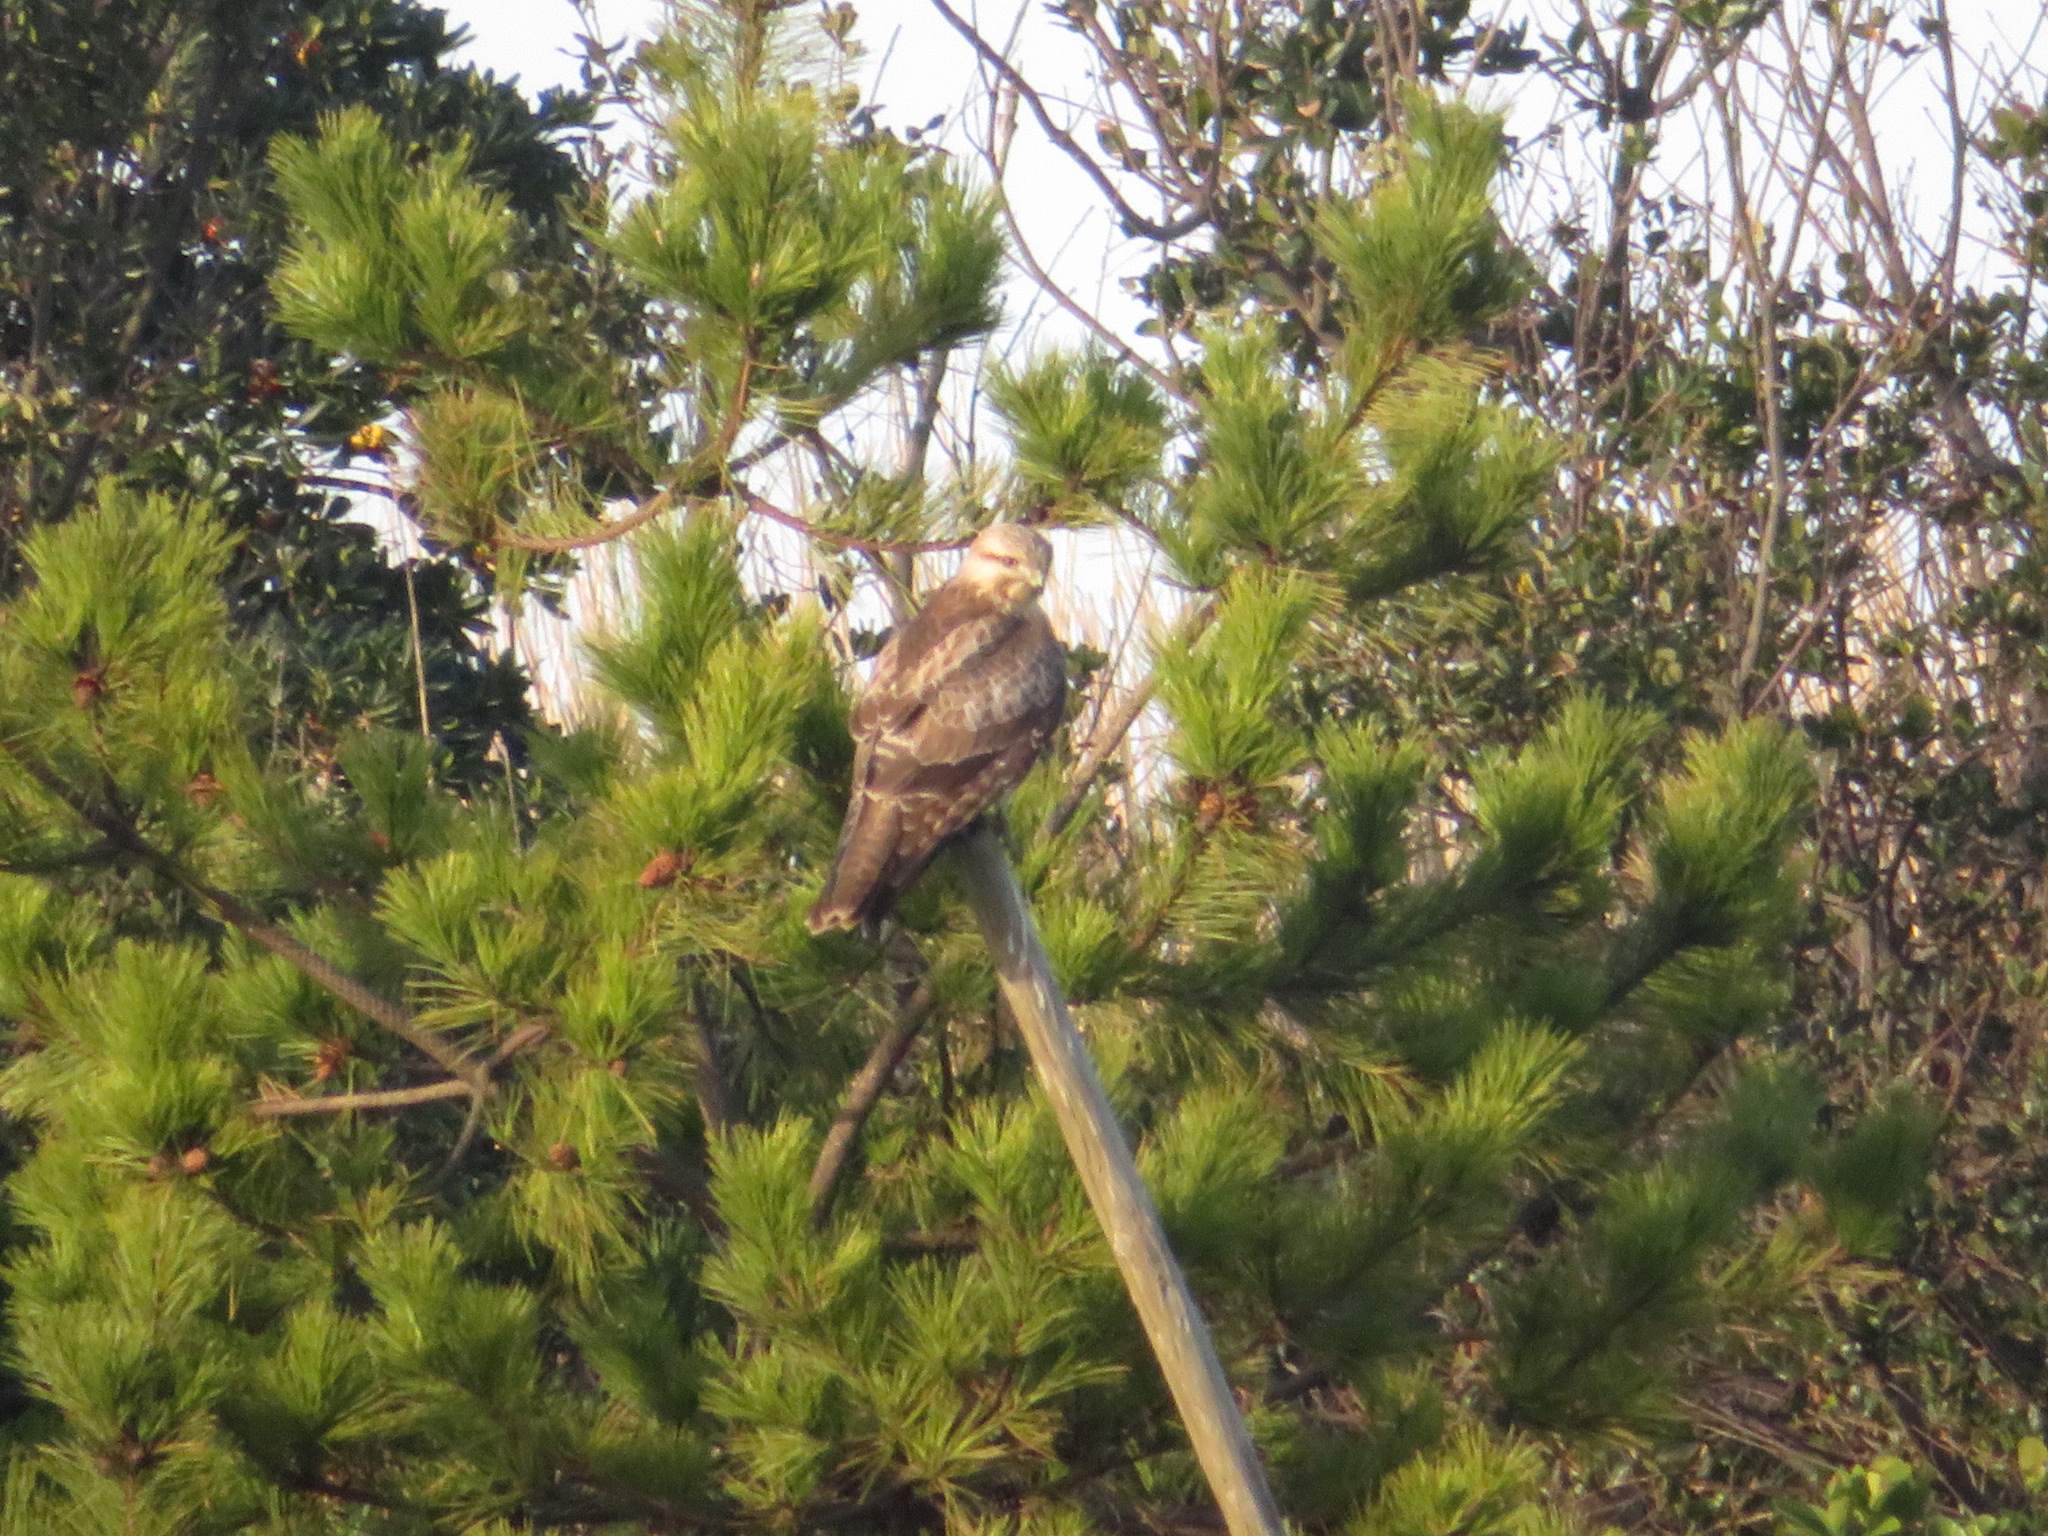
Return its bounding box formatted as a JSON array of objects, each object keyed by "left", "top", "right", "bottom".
[{"left": 432, "top": 0, "right": 2045, "bottom": 344}]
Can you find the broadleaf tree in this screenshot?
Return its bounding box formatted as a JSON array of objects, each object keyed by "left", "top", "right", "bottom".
[{"left": 0, "top": 0, "right": 591, "bottom": 782}]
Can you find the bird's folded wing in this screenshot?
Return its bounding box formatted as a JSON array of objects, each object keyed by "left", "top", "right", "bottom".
[
  {"left": 812, "top": 595, "right": 1064, "bottom": 932},
  {"left": 852, "top": 586, "right": 1027, "bottom": 736},
  {"left": 863, "top": 605, "right": 1062, "bottom": 846}
]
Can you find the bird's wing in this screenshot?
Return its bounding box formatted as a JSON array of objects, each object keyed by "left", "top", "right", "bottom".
[
  {"left": 810, "top": 592, "right": 1064, "bottom": 931},
  {"left": 851, "top": 585, "right": 1024, "bottom": 736},
  {"left": 862, "top": 598, "right": 1065, "bottom": 834}
]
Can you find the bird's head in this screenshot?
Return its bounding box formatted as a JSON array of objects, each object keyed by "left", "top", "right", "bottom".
[{"left": 959, "top": 523, "right": 1054, "bottom": 612}]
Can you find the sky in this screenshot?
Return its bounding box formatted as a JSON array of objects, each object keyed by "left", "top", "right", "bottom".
[{"left": 430, "top": 0, "right": 2045, "bottom": 325}]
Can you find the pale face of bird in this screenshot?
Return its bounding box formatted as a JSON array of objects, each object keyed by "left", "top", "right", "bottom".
[{"left": 959, "top": 524, "right": 1053, "bottom": 612}]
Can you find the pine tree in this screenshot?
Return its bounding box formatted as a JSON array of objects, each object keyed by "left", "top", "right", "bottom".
[{"left": 0, "top": 3, "right": 1939, "bottom": 1533}]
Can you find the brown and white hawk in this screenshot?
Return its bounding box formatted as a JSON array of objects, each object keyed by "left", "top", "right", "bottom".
[{"left": 808, "top": 524, "right": 1067, "bottom": 934}]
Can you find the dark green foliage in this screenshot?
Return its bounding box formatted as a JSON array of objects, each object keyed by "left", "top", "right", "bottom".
[
  {"left": 979, "top": 0, "right": 2048, "bottom": 1522},
  {"left": 1775, "top": 1458, "right": 2004, "bottom": 1536},
  {"left": 0, "top": 0, "right": 583, "bottom": 784}
]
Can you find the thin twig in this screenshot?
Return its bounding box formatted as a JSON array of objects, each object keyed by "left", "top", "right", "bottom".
[
  {"left": 251, "top": 1078, "right": 473, "bottom": 1119},
  {"left": 1045, "top": 677, "right": 1158, "bottom": 839},
  {"left": 739, "top": 492, "right": 972, "bottom": 555},
  {"left": 439, "top": 1092, "right": 490, "bottom": 1176},
  {"left": 250, "top": 1022, "right": 551, "bottom": 1121},
  {"left": 303, "top": 471, "right": 399, "bottom": 500},
  {"left": 927, "top": 0, "right": 1212, "bottom": 244},
  {"left": 494, "top": 487, "right": 680, "bottom": 554},
  {"left": 1713, "top": 64, "right": 1796, "bottom": 705},
  {"left": 440, "top": 1020, "right": 553, "bottom": 1174},
  {"left": 305, "top": 461, "right": 973, "bottom": 559},
  {"left": 982, "top": 178, "right": 1181, "bottom": 398},
  {"left": 1046, "top": 601, "right": 1216, "bottom": 839},
  {"left": 402, "top": 558, "right": 432, "bottom": 742}
]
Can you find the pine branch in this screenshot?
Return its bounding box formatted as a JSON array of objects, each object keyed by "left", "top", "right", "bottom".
[
  {"left": 306, "top": 450, "right": 972, "bottom": 560},
  {"left": 687, "top": 981, "right": 739, "bottom": 1135},
  {"left": 1124, "top": 832, "right": 1206, "bottom": 960},
  {"left": 0, "top": 838, "right": 123, "bottom": 875},
  {"left": 197, "top": 879, "right": 481, "bottom": 1084},
  {"left": 493, "top": 351, "right": 755, "bottom": 555},
  {"left": 1, "top": 751, "right": 482, "bottom": 1085}
]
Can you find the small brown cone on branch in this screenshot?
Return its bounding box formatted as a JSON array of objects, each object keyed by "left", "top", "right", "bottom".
[
  {"left": 312, "top": 1039, "right": 351, "bottom": 1083},
  {"left": 637, "top": 848, "right": 693, "bottom": 889}
]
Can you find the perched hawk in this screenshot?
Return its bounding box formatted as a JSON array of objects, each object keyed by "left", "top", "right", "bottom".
[{"left": 808, "top": 524, "right": 1067, "bottom": 934}]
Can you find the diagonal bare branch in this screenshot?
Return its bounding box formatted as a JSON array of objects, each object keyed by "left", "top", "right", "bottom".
[
  {"left": 927, "top": 0, "right": 1213, "bottom": 244},
  {"left": 809, "top": 976, "right": 937, "bottom": 1225}
]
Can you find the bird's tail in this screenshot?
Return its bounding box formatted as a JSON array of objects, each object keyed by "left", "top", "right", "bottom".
[{"left": 806, "top": 802, "right": 899, "bottom": 934}]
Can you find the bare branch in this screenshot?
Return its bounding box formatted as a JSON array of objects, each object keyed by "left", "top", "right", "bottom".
[
  {"left": 953, "top": 827, "right": 1286, "bottom": 1536},
  {"left": 739, "top": 492, "right": 973, "bottom": 555},
  {"left": 494, "top": 486, "right": 681, "bottom": 554},
  {"left": 982, "top": 179, "right": 1182, "bottom": 399},
  {"left": 1046, "top": 599, "right": 1215, "bottom": 839},
  {"left": 927, "top": 0, "right": 1213, "bottom": 243},
  {"left": 250, "top": 1023, "right": 550, "bottom": 1121},
  {"left": 1045, "top": 677, "right": 1157, "bottom": 840},
  {"left": 251, "top": 1078, "right": 473, "bottom": 1119},
  {"left": 807, "top": 977, "right": 937, "bottom": 1225}
]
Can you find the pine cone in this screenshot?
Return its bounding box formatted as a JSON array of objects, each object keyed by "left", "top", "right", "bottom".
[
  {"left": 311, "top": 1038, "right": 351, "bottom": 1083},
  {"left": 637, "top": 847, "right": 695, "bottom": 889}
]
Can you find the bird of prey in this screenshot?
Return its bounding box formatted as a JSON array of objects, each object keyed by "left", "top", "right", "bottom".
[{"left": 808, "top": 524, "right": 1067, "bottom": 934}]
